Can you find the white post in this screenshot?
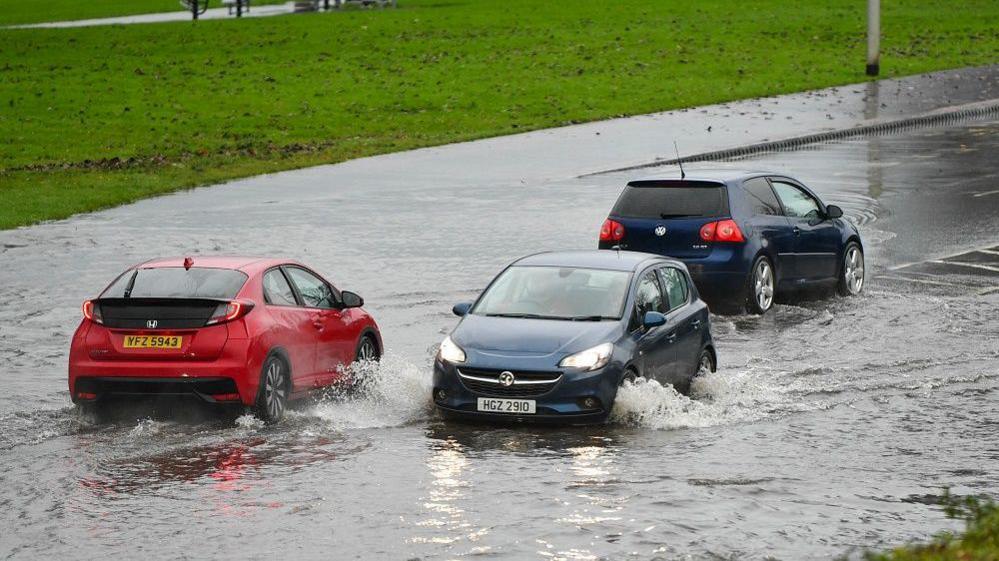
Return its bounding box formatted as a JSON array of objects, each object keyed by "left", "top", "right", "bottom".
[{"left": 866, "top": 0, "right": 880, "bottom": 76}]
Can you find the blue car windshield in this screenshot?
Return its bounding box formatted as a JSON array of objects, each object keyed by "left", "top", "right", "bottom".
[{"left": 472, "top": 266, "right": 631, "bottom": 320}]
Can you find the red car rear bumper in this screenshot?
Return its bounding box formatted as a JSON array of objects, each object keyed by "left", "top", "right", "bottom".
[{"left": 68, "top": 337, "right": 258, "bottom": 406}]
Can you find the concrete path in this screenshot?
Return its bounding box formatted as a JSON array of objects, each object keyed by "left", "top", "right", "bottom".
[{"left": 9, "top": 2, "right": 314, "bottom": 28}]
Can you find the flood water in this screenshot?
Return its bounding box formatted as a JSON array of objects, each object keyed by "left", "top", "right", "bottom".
[{"left": 0, "top": 121, "right": 997, "bottom": 560}]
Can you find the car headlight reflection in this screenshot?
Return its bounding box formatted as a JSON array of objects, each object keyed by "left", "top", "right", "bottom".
[
  {"left": 559, "top": 342, "right": 613, "bottom": 371},
  {"left": 438, "top": 336, "right": 466, "bottom": 364}
]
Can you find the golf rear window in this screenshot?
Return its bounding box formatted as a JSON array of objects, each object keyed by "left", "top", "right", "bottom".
[
  {"left": 102, "top": 267, "right": 248, "bottom": 299},
  {"left": 611, "top": 181, "right": 728, "bottom": 219}
]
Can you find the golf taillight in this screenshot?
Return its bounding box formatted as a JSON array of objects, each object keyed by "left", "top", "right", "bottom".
[
  {"left": 205, "top": 300, "right": 254, "bottom": 326},
  {"left": 699, "top": 219, "right": 745, "bottom": 243},
  {"left": 600, "top": 219, "right": 625, "bottom": 242},
  {"left": 82, "top": 300, "right": 103, "bottom": 324}
]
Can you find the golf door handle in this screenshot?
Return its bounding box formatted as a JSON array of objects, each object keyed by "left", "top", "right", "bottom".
[
  {"left": 666, "top": 331, "right": 677, "bottom": 343},
  {"left": 793, "top": 227, "right": 801, "bottom": 235},
  {"left": 691, "top": 319, "right": 701, "bottom": 329}
]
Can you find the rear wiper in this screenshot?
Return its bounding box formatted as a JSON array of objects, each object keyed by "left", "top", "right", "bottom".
[
  {"left": 122, "top": 270, "right": 139, "bottom": 298},
  {"left": 568, "top": 315, "right": 615, "bottom": 321},
  {"left": 659, "top": 213, "right": 698, "bottom": 219}
]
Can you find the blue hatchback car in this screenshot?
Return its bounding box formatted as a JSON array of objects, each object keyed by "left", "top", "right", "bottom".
[
  {"left": 598, "top": 170, "right": 865, "bottom": 314},
  {"left": 432, "top": 250, "right": 716, "bottom": 424}
]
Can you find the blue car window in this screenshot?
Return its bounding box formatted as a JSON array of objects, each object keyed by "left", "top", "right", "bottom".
[
  {"left": 263, "top": 269, "right": 297, "bottom": 306},
  {"left": 743, "top": 178, "right": 782, "bottom": 216},
  {"left": 659, "top": 268, "right": 688, "bottom": 311},
  {"left": 474, "top": 266, "right": 631, "bottom": 320},
  {"left": 634, "top": 270, "right": 666, "bottom": 317},
  {"left": 772, "top": 181, "right": 821, "bottom": 219}
]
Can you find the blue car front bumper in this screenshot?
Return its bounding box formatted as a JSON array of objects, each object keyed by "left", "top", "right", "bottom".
[{"left": 431, "top": 359, "right": 622, "bottom": 425}]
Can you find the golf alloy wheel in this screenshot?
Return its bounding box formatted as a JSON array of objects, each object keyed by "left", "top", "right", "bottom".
[{"left": 751, "top": 258, "right": 775, "bottom": 313}]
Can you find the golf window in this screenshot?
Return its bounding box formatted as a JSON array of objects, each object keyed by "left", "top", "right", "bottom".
[
  {"left": 472, "top": 266, "right": 631, "bottom": 320},
  {"left": 611, "top": 181, "right": 728, "bottom": 219},
  {"left": 743, "top": 178, "right": 782, "bottom": 216},
  {"left": 102, "top": 267, "right": 248, "bottom": 299},
  {"left": 772, "top": 181, "right": 821, "bottom": 219}
]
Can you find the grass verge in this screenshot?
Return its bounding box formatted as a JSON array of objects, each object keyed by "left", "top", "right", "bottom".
[
  {"left": 1, "top": 0, "right": 998, "bottom": 229},
  {"left": 866, "top": 492, "right": 999, "bottom": 561}
]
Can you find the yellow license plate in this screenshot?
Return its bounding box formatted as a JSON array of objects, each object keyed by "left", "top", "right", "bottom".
[{"left": 123, "top": 335, "right": 183, "bottom": 349}]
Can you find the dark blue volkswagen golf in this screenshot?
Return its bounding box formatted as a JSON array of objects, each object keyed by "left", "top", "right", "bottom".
[
  {"left": 598, "top": 170, "right": 865, "bottom": 314},
  {"left": 432, "top": 250, "right": 715, "bottom": 424}
]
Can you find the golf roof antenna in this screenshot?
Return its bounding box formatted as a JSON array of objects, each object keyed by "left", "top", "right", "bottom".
[{"left": 674, "top": 141, "right": 686, "bottom": 180}]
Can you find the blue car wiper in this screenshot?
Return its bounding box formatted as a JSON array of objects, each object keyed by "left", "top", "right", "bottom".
[
  {"left": 567, "top": 315, "right": 616, "bottom": 321},
  {"left": 485, "top": 313, "right": 560, "bottom": 320}
]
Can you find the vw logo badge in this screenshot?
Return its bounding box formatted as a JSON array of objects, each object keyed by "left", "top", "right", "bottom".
[
  {"left": 146, "top": 320, "right": 158, "bottom": 329},
  {"left": 654, "top": 225, "right": 667, "bottom": 237},
  {"left": 498, "top": 371, "right": 515, "bottom": 387}
]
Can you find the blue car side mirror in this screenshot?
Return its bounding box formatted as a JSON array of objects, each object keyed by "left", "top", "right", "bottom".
[
  {"left": 643, "top": 311, "right": 667, "bottom": 329},
  {"left": 825, "top": 204, "right": 843, "bottom": 219},
  {"left": 452, "top": 302, "right": 472, "bottom": 317}
]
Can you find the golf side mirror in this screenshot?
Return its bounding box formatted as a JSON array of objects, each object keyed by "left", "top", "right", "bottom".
[
  {"left": 643, "top": 311, "right": 667, "bottom": 329},
  {"left": 341, "top": 291, "right": 364, "bottom": 308},
  {"left": 826, "top": 204, "right": 843, "bottom": 219},
  {"left": 452, "top": 302, "right": 472, "bottom": 317}
]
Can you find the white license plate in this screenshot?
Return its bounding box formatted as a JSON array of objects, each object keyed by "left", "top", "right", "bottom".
[{"left": 477, "top": 397, "right": 536, "bottom": 414}]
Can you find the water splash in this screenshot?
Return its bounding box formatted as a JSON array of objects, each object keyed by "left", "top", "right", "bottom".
[
  {"left": 293, "top": 355, "right": 435, "bottom": 430},
  {"left": 608, "top": 369, "right": 787, "bottom": 430}
]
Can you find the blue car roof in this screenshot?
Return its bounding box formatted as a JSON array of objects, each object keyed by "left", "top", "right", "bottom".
[
  {"left": 629, "top": 168, "right": 779, "bottom": 184},
  {"left": 513, "top": 250, "right": 679, "bottom": 272}
]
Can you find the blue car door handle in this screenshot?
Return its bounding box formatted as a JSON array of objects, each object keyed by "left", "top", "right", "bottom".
[
  {"left": 691, "top": 319, "right": 701, "bottom": 330},
  {"left": 793, "top": 226, "right": 801, "bottom": 235},
  {"left": 666, "top": 331, "right": 677, "bottom": 343}
]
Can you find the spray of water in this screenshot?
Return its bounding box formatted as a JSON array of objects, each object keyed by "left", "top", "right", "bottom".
[
  {"left": 289, "top": 354, "right": 436, "bottom": 430},
  {"left": 609, "top": 368, "right": 789, "bottom": 430}
]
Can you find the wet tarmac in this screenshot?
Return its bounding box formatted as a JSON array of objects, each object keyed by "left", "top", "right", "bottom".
[{"left": 0, "top": 116, "right": 997, "bottom": 559}]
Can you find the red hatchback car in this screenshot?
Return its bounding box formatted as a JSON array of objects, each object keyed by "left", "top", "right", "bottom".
[{"left": 69, "top": 256, "right": 382, "bottom": 422}]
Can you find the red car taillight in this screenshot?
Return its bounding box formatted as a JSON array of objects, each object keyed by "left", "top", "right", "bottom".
[
  {"left": 699, "top": 219, "right": 745, "bottom": 243},
  {"left": 205, "top": 300, "right": 255, "bottom": 326},
  {"left": 82, "top": 300, "right": 103, "bottom": 324},
  {"left": 600, "top": 219, "right": 625, "bottom": 243}
]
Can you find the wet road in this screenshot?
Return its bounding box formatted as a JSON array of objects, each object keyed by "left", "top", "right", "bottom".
[{"left": 1, "top": 119, "right": 998, "bottom": 560}]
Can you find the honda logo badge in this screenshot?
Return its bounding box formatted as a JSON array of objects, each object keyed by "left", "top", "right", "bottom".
[{"left": 146, "top": 320, "right": 158, "bottom": 329}]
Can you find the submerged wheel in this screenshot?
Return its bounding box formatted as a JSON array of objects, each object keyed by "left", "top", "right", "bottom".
[
  {"left": 838, "top": 242, "right": 865, "bottom": 296},
  {"left": 355, "top": 335, "right": 380, "bottom": 363},
  {"left": 746, "top": 256, "right": 775, "bottom": 315},
  {"left": 696, "top": 349, "right": 715, "bottom": 378},
  {"left": 255, "top": 355, "right": 289, "bottom": 423}
]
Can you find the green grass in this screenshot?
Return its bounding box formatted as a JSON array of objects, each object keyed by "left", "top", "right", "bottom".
[
  {"left": 0, "top": 0, "right": 997, "bottom": 229},
  {"left": 866, "top": 493, "right": 999, "bottom": 561},
  {"left": 0, "top": 0, "right": 287, "bottom": 26}
]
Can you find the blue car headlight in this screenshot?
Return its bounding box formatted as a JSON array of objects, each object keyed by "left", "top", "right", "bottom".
[
  {"left": 559, "top": 342, "right": 613, "bottom": 371},
  {"left": 437, "top": 336, "right": 466, "bottom": 364}
]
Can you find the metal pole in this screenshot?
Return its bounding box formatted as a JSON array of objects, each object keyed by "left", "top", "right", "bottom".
[
  {"left": 866, "top": 0, "right": 880, "bottom": 76},
  {"left": 192, "top": 0, "right": 199, "bottom": 20},
  {"left": 237, "top": 0, "right": 242, "bottom": 17}
]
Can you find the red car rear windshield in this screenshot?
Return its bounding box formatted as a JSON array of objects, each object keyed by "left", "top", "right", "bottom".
[
  {"left": 102, "top": 267, "right": 248, "bottom": 299},
  {"left": 611, "top": 180, "right": 728, "bottom": 219}
]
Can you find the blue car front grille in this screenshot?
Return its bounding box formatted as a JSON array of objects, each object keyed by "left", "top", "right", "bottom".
[{"left": 456, "top": 368, "right": 562, "bottom": 398}]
